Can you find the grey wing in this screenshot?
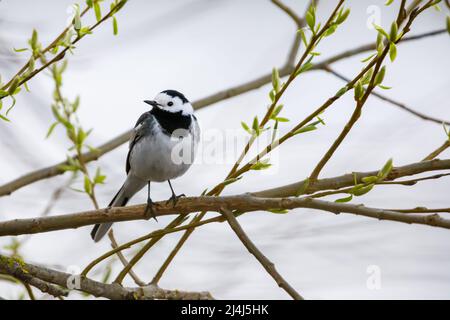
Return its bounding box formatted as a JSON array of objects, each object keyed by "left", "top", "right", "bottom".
[{"left": 126, "top": 112, "right": 155, "bottom": 174}]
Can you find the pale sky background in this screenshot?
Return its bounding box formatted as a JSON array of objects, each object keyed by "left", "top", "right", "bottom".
[{"left": 0, "top": 0, "right": 449, "bottom": 299}]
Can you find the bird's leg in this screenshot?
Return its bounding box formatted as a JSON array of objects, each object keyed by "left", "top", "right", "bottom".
[
  {"left": 166, "top": 180, "right": 185, "bottom": 207},
  {"left": 144, "top": 181, "right": 157, "bottom": 221}
]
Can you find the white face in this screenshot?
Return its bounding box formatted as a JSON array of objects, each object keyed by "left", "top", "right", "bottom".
[{"left": 154, "top": 92, "right": 194, "bottom": 115}]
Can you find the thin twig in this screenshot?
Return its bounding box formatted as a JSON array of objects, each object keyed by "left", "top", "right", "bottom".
[
  {"left": 220, "top": 207, "right": 303, "bottom": 300},
  {"left": 107, "top": 229, "right": 146, "bottom": 286},
  {"left": 321, "top": 65, "right": 450, "bottom": 125},
  {"left": 422, "top": 140, "right": 450, "bottom": 161}
]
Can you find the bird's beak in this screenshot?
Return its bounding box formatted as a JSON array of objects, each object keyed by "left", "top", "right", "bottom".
[{"left": 144, "top": 100, "right": 160, "bottom": 108}]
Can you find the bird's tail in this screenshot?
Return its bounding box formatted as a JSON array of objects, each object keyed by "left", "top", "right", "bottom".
[{"left": 91, "top": 175, "right": 146, "bottom": 242}]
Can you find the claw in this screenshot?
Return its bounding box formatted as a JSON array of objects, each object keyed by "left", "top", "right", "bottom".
[
  {"left": 144, "top": 199, "right": 158, "bottom": 222},
  {"left": 166, "top": 193, "right": 185, "bottom": 207}
]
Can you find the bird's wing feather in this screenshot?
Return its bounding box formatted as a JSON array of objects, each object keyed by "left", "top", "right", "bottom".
[{"left": 126, "top": 111, "right": 155, "bottom": 174}]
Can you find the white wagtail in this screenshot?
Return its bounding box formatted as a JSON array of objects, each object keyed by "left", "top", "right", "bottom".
[{"left": 91, "top": 90, "right": 200, "bottom": 242}]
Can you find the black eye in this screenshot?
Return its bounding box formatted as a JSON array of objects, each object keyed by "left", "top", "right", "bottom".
[{"left": 167, "top": 101, "right": 173, "bottom": 106}]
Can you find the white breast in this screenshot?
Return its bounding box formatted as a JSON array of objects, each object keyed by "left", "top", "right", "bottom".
[{"left": 128, "top": 123, "right": 198, "bottom": 182}]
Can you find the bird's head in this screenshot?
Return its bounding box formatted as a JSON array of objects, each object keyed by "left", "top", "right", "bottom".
[{"left": 144, "top": 90, "right": 193, "bottom": 115}]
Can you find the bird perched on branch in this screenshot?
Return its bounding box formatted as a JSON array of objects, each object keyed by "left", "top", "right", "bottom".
[{"left": 91, "top": 90, "right": 200, "bottom": 242}]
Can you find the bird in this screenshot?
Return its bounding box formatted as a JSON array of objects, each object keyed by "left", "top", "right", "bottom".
[{"left": 90, "top": 89, "right": 200, "bottom": 242}]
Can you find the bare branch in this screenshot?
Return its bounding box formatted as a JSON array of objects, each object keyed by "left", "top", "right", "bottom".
[
  {"left": 107, "top": 229, "right": 146, "bottom": 287},
  {"left": 321, "top": 66, "right": 450, "bottom": 126},
  {"left": 2, "top": 171, "right": 450, "bottom": 237},
  {"left": 0, "top": 255, "right": 213, "bottom": 300},
  {"left": 221, "top": 207, "right": 303, "bottom": 300}
]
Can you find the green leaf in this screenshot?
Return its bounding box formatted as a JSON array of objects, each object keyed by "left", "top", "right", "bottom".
[
  {"left": 361, "top": 176, "right": 379, "bottom": 184},
  {"left": 112, "top": 16, "right": 118, "bottom": 35},
  {"left": 8, "top": 77, "right": 20, "bottom": 95},
  {"left": 222, "top": 177, "right": 242, "bottom": 186},
  {"left": 241, "top": 121, "right": 251, "bottom": 134},
  {"left": 374, "top": 66, "right": 386, "bottom": 86},
  {"left": 94, "top": 2, "right": 102, "bottom": 22},
  {"left": 0, "top": 114, "right": 10, "bottom": 122},
  {"left": 271, "top": 68, "right": 280, "bottom": 92},
  {"left": 78, "top": 27, "right": 92, "bottom": 37},
  {"left": 94, "top": 168, "right": 106, "bottom": 184},
  {"left": 306, "top": 11, "right": 315, "bottom": 30},
  {"left": 84, "top": 175, "right": 92, "bottom": 195},
  {"left": 354, "top": 80, "right": 364, "bottom": 101},
  {"left": 373, "top": 24, "right": 389, "bottom": 40},
  {"left": 323, "top": 24, "right": 337, "bottom": 37},
  {"left": 297, "top": 28, "right": 308, "bottom": 46},
  {"left": 389, "top": 22, "right": 398, "bottom": 42},
  {"left": 385, "top": 0, "right": 394, "bottom": 5},
  {"left": 73, "top": 5, "right": 82, "bottom": 30},
  {"left": 378, "top": 84, "right": 392, "bottom": 90},
  {"left": 361, "top": 68, "right": 374, "bottom": 85},
  {"left": 336, "top": 8, "right": 350, "bottom": 24},
  {"left": 361, "top": 53, "right": 376, "bottom": 63},
  {"left": 335, "top": 86, "right": 347, "bottom": 97},
  {"left": 293, "top": 124, "right": 317, "bottom": 135},
  {"left": 377, "top": 158, "right": 393, "bottom": 180},
  {"left": 335, "top": 194, "right": 353, "bottom": 203},
  {"left": 269, "top": 89, "right": 276, "bottom": 102},
  {"left": 274, "top": 117, "right": 289, "bottom": 122},
  {"left": 6, "top": 96, "right": 16, "bottom": 116},
  {"left": 351, "top": 184, "right": 374, "bottom": 196},
  {"left": 272, "top": 104, "right": 284, "bottom": 118},
  {"left": 13, "top": 48, "right": 28, "bottom": 53},
  {"left": 45, "top": 122, "right": 59, "bottom": 138},
  {"left": 389, "top": 42, "right": 397, "bottom": 62},
  {"left": 252, "top": 116, "right": 260, "bottom": 136},
  {"left": 267, "top": 209, "right": 289, "bottom": 214},
  {"left": 446, "top": 16, "right": 450, "bottom": 35},
  {"left": 30, "top": 29, "right": 38, "bottom": 50},
  {"left": 251, "top": 159, "right": 271, "bottom": 170}
]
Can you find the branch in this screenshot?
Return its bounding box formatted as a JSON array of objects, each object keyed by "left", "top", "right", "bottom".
[
  {"left": 221, "top": 207, "right": 303, "bottom": 300},
  {"left": 321, "top": 66, "right": 450, "bottom": 125},
  {"left": 0, "top": 257, "right": 68, "bottom": 298},
  {"left": 423, "top": 140, "right": 450, "bottom": 161},
  {"left": 2, "top": 177, "right": 450, "bottom": 237},
  {"left": 0, "top": 255, "right": 213, "bottom": 300},
  {"left": 253, "top": 159, "right": 450, "bottom": 198},
  {"left": 312, "top": 29, "right": 446, "bottom": 70},
  {"left": 107, "top": 229, "right": 146, "bottom": 287}
]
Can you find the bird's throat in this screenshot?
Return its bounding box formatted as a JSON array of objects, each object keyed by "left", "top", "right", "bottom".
[{"left": 150, "top": 107, "right": 192, "bottom": 134}]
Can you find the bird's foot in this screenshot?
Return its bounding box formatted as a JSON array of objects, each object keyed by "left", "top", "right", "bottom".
[
  {"left": 166, "top": 193, "right": 185, "bottom": 207},
  {"left": 144, "top": 199, "right": 158, "bottom": 222}
]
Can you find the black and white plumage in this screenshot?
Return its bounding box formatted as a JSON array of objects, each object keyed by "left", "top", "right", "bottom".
[{"left": 91, "top": 90, "right": 200, "bottom": 242}]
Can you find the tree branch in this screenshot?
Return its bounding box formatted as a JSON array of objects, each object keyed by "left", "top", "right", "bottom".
[
  {"left": 220, "top": 207, "right": 303, "bottom": 300},
  {"left": 0, "top": 254, "right": 213, "bottom": 300},
  {"left": 2, "top": 178, "right": 450, "bottom": 237},
  {"left": 321, "top": 65, "right": 450, "bottom": 125}
]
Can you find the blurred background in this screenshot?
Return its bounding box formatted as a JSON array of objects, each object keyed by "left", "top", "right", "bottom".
[{"left": 0, "top": 0, "right": 449, "bottom": 299}]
